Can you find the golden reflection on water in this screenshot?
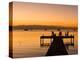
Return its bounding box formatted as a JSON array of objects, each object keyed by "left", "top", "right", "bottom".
[{"left": 11, "top": 30, "right": 78, "bottom": 57}]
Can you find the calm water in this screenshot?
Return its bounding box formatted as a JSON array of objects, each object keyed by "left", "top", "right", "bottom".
[{"left": 12, "top": 30, "right": 78, "bottom": 58}]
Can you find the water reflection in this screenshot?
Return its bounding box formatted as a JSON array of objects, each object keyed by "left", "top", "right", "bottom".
[{"left": 12, "top": 30, "right": 78, "bottom": 58}]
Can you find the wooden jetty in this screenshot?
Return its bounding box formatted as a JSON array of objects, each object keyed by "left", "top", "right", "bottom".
[
  {"left": 40, "top": 31, "right": 74, "bottom": 56},
  {"left": 40, "top": 32, "right": 74, "bottom": 49}
]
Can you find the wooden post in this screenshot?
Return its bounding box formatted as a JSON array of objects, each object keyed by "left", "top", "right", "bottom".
[
  {"left": 40, "top": 38, "right": 41, "bottom": 46},
  {"left": 73, "top": 37, "right": 74, "bottom": 47},
  {"left": 43, "top": 38, "right": 44, "bottom": 46},
  {"left": 40, "top": 38, "right": 44, "bottom": 46}
]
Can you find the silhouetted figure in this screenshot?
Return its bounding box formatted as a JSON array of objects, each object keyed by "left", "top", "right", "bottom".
[
  {"left": 59, "top": 31, "right": 62, "bottom": 36},
  {"left": 51, "top": 31, "right": 54, "bottom": 36},
  {"left": 51, "top": 31, "right": 55, "bottom": 43},
  {"left": 46, "top": 31, "right": 68, "bottom": 56},
  {"left": 65, "top": 31, "right": 69, "bottom": 36},
  {"left": 66, "top": 31, "right": 69, "bottom": 36}
]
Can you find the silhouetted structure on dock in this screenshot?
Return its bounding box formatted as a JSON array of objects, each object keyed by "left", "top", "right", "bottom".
[{"left": 40, "top": 31, "right": 74, "bottom": 56}]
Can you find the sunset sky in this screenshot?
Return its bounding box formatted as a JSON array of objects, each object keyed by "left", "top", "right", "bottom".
[{"left": 11, "top": 2, "right": 78, "bottom": 27}]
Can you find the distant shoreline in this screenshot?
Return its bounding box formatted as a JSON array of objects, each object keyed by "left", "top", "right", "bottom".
[{"left": 9, "top": 25, "right": 78, "bottom": 32}]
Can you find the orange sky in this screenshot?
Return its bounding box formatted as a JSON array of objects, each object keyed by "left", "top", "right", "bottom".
[{"left": 10, "top": 2, "right": 78, "bottom": 27}]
